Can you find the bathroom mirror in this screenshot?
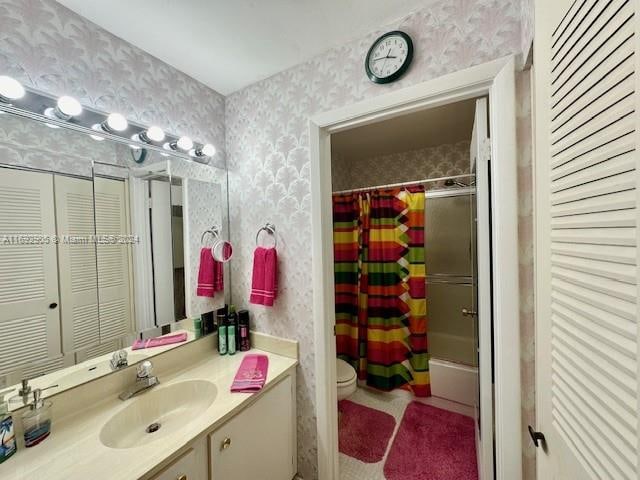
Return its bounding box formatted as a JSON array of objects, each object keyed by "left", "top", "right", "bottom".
[{"left": 0, "top": 108, "right": 228, "bottom": 408}]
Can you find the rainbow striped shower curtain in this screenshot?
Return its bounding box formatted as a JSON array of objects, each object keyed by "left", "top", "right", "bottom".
[{"left": 333, "top": 187, "right": 430, "bottom": 397}]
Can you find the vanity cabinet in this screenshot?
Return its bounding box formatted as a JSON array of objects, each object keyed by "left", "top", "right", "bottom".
[
  {"left": 209, "top": 375, "right": 296, "bottom": 480},
  {"left": 147, "top": 372, "right": 296, "bottom": 480},
  {"left": 150, "top": 438, "right": 208, "bottom": 480}
]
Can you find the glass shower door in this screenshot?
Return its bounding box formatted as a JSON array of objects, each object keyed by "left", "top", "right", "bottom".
[{"left": 424, "top": 192, "right": 477, "bottom": 366}]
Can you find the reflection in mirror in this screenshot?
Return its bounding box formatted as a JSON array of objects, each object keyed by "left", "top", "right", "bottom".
[
  {"left": 0, "top": 114, "right": 106, "bottom": 404},
  {"left": 0, "top": 109, "right": 228, "bottom": 410},
  {"left": 212, "top": 240, "right": 233, "bottom": 263}
]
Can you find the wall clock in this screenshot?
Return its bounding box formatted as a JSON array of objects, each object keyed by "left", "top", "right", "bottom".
[
  {"left": 131, "top": 147, "right": 147, "bottom": 164},
  {"left": 365, "top": 31, "right": 413, "bottom": 84}
]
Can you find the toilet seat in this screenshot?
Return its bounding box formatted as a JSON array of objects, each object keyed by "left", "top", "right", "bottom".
[
  {"left": 336, "top": 358, "right": 357, "bottom": 401},
  {"left": 337, "top": 358, "right": 357, "bottom": 384}
]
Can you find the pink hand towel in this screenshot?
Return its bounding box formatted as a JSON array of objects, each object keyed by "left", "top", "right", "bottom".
[
  {"left": 197, "top": 247, "right": 224, "bottom": 297},
  {"left": 132, "top": 332, "right": 187, "bottom": 350},
  {"left": 197, "top": 247, "right": 215, "bottom": 297},
  {"left": 212, "top": 255, "right": 224, "bottom": 293},
  {"left": 230, "top": 354, "right": 269, "bottom": 393},
  {"left": 249, "top": 247, "right": 278, "bottom": 306}
]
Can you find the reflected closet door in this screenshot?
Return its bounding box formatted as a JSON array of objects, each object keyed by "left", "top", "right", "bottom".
[
  {"left": 0, "top": 168, "right": 60, "bottom": 375},
  {"left": 54, "top": 175, "right": 99, "bottom": 353},
  {"left": 94, "top": 176, "right": 134, "bottom": 341}
]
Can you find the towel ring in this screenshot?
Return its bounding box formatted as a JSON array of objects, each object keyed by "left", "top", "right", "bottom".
[
  {"left": 255, "top": 223, "right": 277, "bottom": 248},
  {"left": 201, "top": 226, "right": 220, "bottom": 245}
]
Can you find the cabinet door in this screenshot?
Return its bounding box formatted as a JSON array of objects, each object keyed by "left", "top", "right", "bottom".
[
  {"left": 150, "top": 438, "right": 208, "bottom": 480},
  {"left": 210, "top": 375, "right": 295, "bottom": 480}
]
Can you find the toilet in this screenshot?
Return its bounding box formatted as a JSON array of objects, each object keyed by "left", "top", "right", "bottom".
[{"left": 336, "top": 358, "right": 357, "bottom": 400}]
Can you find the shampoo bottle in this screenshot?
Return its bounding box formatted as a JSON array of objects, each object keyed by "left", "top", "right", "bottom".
[
  {"left": 238, "top": 309, "right": 251, "bottom": 351},
  {"left": 218, "top": 312, "right": 228, "bottom": 355},
  {"left": 0, "top": 388, "right": 16, "bottom": 463},
  {"left": 227, "top": 305, "right": 237, "bottom": 355}
]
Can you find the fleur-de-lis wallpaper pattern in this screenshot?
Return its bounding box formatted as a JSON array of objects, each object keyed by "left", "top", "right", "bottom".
[
  {"left": 0, "top": 0, "right": 535, "bottom": 478},
  {"left": 331, "top": 141, "right": 472, "bottom": 192},
  {"left": 225, "top": 1, "right": 534, "bottom": 478},
  {"left": 0, "top": 0, "right": 225, "bottom": 170}
]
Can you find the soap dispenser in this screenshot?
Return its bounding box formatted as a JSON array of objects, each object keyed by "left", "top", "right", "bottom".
[
  {"left": 0, "top": 388, "right": 17, "bottom": 463},
  {"left": 21, "top": 386, "right": 56, "bottom": 448}
]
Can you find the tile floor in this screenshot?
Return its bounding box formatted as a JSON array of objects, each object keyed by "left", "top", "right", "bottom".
[{"left": 339, "top": 387, "right": 475, "bottom": 480}]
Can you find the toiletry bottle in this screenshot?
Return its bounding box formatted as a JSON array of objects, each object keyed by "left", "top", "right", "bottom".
[
  {"left": 238, "top": 309, "right": 251, "bottom": 351},
  {"left": 228, "top": 305, "right": 239, "bottom": 350},
  {"left": 0, "top": 388, "right": 17, "bottom": 463},
  {"left": 218, "top": 313, "right": 228, "bottom": 355},
  {"left": 193, "top": 316, "right": 202, "bottom": 339},
  {"left": 227, "top": 321, "right": 236, "bottom": 355},
  {"left": 227, "top": 306, "right": 237, "bottom": 355},
  {"left": 202, "top": 311, "right": 215, "bottom": 335},
  {"left": 21, "top": 389, "right": 53, "bottom": 448}
]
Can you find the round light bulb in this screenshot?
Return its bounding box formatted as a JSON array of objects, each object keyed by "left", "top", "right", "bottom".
[
  {"left": 146, "top": 126, "right": 165, "bottom": 142},
  {"left": 0, "top": 76, "right": 25, "bottom": 101},
  {"left": 57, "top": 95, "right": 82, "bottom": 117},
  {"left": 201, "top": 143, "right": 216, "bottom": 157},
  {"left": 106, "top": 113, "right": 128, "bottom": 132},
  {"left": 176, "top": 136, "right": 193, "bottom": 150}
]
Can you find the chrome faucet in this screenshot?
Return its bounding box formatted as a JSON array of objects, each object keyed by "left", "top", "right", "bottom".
[
  {"left": 118, "top": 361, "right": 159, "bottom": 401},
  {"left": 110, "top": 350, "right": 129, "bottom": 371}
]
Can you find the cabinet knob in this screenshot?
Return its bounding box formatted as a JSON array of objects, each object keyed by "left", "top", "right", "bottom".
[
  {"left": 221, "top": 437, "right": 232, "bottom": 450},
  {"left": 177, "top": 475, "right": 187, "bottom": 480}
]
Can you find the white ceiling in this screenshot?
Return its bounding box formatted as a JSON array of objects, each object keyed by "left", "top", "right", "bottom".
[
  {"left": 331, "top": 99, "right": 477, "bottom": 161},
  {"left": 56, "top": 0, "right": 433, "bottom": 95}
]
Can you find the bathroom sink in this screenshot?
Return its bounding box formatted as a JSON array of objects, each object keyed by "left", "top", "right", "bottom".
[{"left": 99, "top": 380, "right": 217, "bottom": 449}]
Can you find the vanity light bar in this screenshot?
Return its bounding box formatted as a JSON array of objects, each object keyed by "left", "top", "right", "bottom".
[{"left": 0, "top": 76, "right": 216, "bottom": 163}]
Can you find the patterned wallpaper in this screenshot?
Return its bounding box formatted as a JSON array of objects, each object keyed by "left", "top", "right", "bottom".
[
  {"left": 521, "top": 0, "right": 534, "bottom": 63},
  {"left": 331, "top": 141, "right": 471, "bottom": 192},
  {"left": 225, "top": 1, "right": 534, "bottom": 478},
  {"left": 0, "top": 0, "right": 226, "bottom": 170}
]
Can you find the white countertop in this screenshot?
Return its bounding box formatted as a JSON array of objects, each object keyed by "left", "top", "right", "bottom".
[{"left": 1, "top": 348, "right": 297, "bottom": 480}]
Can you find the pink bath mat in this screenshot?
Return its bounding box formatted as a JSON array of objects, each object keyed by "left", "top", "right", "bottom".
[
  {"left": 338, "top": 400, "right": 396, "bottom": 463},
  {"left": 384, "top": 402, "right": 477, "bottom": 480}
]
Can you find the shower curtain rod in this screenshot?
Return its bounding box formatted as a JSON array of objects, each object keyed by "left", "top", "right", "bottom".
[{"left": 332, "top": 173, "right": 476, "bottom": 195}]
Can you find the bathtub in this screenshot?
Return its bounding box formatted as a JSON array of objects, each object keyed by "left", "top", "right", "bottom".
[{"left": 429, "top": 357, "right": 478, "bottom": 406}]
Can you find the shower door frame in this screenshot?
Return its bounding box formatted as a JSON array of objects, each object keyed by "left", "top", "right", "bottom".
[{"left": 309, "top": 55, "right": 521, "bottom": 480}]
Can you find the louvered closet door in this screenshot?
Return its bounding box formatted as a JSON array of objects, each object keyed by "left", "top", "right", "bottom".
[
  {"left": 0, "top": 168, "right": 61, "bottom": 375},
  {"left": 93, "top": 177, "right": 133, "bottom": 341},
  {"left": 534, "top": 0, "right": 640, "bottom": 478},
  {"left": 54, "top": 175, "right": 100, "bottom": 353}
]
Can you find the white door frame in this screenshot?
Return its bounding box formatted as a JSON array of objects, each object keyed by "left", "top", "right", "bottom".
[{"left": 309, "top": 55, "right": 522, "bottom": 480}]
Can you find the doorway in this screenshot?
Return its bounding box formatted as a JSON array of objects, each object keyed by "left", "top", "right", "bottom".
[
  {"left": 309, "top": 56, "right": 521, "bottom": 480},
  {"left": 330, "top": 98, "right": 485, "bottom": 480}
]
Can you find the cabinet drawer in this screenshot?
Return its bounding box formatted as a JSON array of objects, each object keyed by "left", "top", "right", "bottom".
[
  {"left": 210, "top": 375, "right": 294, "bottom": 480},
  {"left": 150, "top": 438, "right": 208, "bottom": 480}
]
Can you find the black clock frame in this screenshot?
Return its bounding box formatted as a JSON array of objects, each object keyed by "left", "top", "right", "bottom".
[
  {"left": 365, "top": 30, "right": 414, "bottom": 84},
  {"left": 131, "top": 147, "right": 148, "bottom": 164}
]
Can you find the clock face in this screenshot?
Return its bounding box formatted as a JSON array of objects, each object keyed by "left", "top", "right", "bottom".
[{"left": 365, "top": 31, "right": 413, "bottom": 84}]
